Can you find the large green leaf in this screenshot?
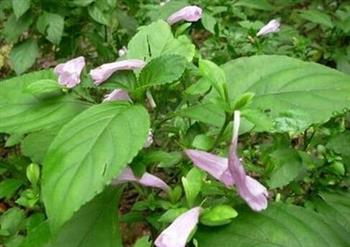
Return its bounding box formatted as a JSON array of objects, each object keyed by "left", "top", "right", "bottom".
[
  {"left": 20, "top": 187, "right": 122, "bottom": 247},
  {"left": 42, "top": 102, "right": 149, "bottom": 232},
  {"left": 0, "top": 70, "right": 88, "bottom": 134},
  {"left": 138, "top": 55, "right": 187, "bottom": 88},
  {"left": 314, "top": 191, "right": 350, "bottom": 233},
  {"left": 196, "top": 203, "right": 350, "bottom": 246},
  {"left": 9, "top": 39, "right": 38, "bottom": 74},
  {"left": 127, "top": 20, "right": 195, "bottom": 62},
  {"left": 222, "top": 55, "right": 350, "bottom": 130}
]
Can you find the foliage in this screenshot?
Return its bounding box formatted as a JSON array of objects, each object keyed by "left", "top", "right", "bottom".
[{"left": 0, "top": 0, "right": 350, "bottom": 247}]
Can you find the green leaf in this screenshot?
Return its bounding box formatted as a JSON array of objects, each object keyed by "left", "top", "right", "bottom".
[
  {"left": 21, "top": 128, "right": 58, "bottom": 163},
  {"left": 268, "top": 148, "right": 304, "bottom": 189},
  {"left": 314, "top": 191, "right": 350, "bottom": 232},
  {"left": 299, "top": 10, "right": 334, "bottom": 28},
  {"left": 199, "top": 59, "right": 228, "bottom": 101},
  {"left": 72, "top": 0, "right": 94, "bottom": 6},
  {"left": 20, "top": 187, "right": 123, "bottom": 247},
  {"left": 182, "top": 167, "right": 203, "bottom": 207},
  {"left": 0, "top": 179, "right": 23, "bottom": 199},
  {"left": 88, "top": 4, "right": 110, "bottom": 25},
  {"left": 138, "top": 55, "right": 187, "bottom": 88},
  {"left": 176, "top": 103, "right": 225, "bottom": 127},
  {"left": 201, "top": 12, "right": 217, "bottom": 34},
  {"left": 25, "top": 79, "right": 61, "bottom": 95},
  {"left": 9, "top": 39, "right": 38, "bottom": 74},
  {"left": 0, "top": 70, "right": 88, "bottom": 134},
  {"left": 234, "top": 0, "right": 272, "bottom": 10},
  {"left": 192, "top": 134, "right": 214, "bottom": 151},
  {"left": 134, "top": 235, "right": 152, "bottom": 247},
  {"left": 0, "top": 208, "right": 25, "bottom": 236},
  {"left": 51, "top": 187, "right": 122, "bottom": 247},
  {"left": 127, "top": 20, "right": 195, "bottom": 62},
  {"left": 3, "top": 14, "right": 32, "bottom": 43},
  {"left": 42, "top": 102, "right": 150, "bottom": 232},
  {"left": 12, "top": 0, "right": 30, "bottom": 19},
  {"left": 36, "top": 12, "right": 64, "bottom": 45},
  {"left": 200, "top": 205, "right": 238, "bottom": 226},
  {"left": 222, "top": 55, "right": 350, "bottom": 130},
  {"left": 196, "top": 203, "right": 350, "bottom": 246}
]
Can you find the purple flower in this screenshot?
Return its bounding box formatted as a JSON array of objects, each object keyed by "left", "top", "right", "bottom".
[
  {"left": 103, "top": 89, "right": 131, "bottom": 102},
  {"left": 155, "top": 207, "right": 202, "bottom": 247},
  {"left": 185, "top": 111, "right": 268, "bottom": 211},
  {"left": 167, "top": 6, "right": 202, "bottom": 25},
  {"left": 54, "top": 56, "right": 85, "bottom": 88},
  {"left": 90, "top": 59, "right": 145, "bottom": 85},
  {"left": 113, "top": 167, "right": 170, "bottom": 192},
  {"left": 257, "top": 19, "right": 280, "bottom": 37}
]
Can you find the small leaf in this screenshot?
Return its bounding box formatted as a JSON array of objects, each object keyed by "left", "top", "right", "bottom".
[
  {"left": 3, "top": 14, "right": 32, "bottom": 43},
  {"left": 0, "top": 208, "right": 25, "bottom": 236},
  {"left": 200, "top": 205, "right": 238, "bottom": 226},
  {"left": 88, "top": 4, "right": 110, "bottom": 25},
  {"left": 201, "top": 12, "right": 217, "bottom": 34},
  {"left": 268, "top": 148, "right": 304, "bottom": 189},
  {"left": 192, "top": 134, "right": 214, "bottom": 151},
  {"left": 36, "top": 12, "right": 64, "bottom": 45},
  {"left": 0, "top": 179, "right": 23, "bottom": 200},
  {"left": 12, "top": 0, "right": 30, "bottom": 19},
  {"left": 199, "top": 59, "right": 227, "bottom": 100},
  {"left": 9, "top": 39, "right": 38, "bottom": 74},
  {"left": 182, "top": 168, "right": 203, "bottom": 207},
  {"left": 138, "top": 55, "right": 187, "bottom": 88}
]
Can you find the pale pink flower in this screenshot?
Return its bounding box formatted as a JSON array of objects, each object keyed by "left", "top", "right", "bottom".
[
  {"left": 185, "top": 111, "right": 268, "bottom": 211},
  {"left": 90, "top": 59, "right": 145, "bottom": 85},
  {"left": 113, "top": 167, "right": 169, "bottom": 192},
  {"left": 103, "top": 89, "right": 131, "bottom": 102},
  {"left": 256, "top": 19, "right": 280, "bottom": 36},
  {"left": 155, "top": 207, "right": 202, "bottom": 247},
  {"left": 167, "top": 6, "right": 202, "bottom": 25},
  {"left": 54, "top": 56, "right": 85, "bottom": 88}
]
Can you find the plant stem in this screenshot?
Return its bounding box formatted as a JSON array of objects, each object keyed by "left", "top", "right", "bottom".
[{"left": 210, "top": 112, "right": 231, "bottom": 151}]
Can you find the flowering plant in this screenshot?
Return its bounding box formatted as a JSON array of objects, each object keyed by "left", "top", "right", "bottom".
[{"left": 1, "top": 2, "right": 350, "bottom": 247}]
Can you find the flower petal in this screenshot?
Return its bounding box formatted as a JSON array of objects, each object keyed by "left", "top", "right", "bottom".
[
  {"left": 54, "top": 56, "right": 85, "bottom": 88},
  {"left": 257, "top": 19, "right": 280, "bottom": 36},
  {"left": 228, "top": 111, "right": 268, "bottom": 211},
  {"left": 155, "top": 207, "right": 202, "bottom": 247},
  {"left": 113, "top": 167, "right": 169, "bottom": 192},
  {"left": 90, "top": 59, "right": 145, "bottom": 85},
  {"left": 103, "top": 89, "right": 131, "bottom": 102},
  {"left": 167, "top": 6, "right": 202, "bottom": 25},
  {"left": 185, "top": 149, "right": 234, "bottom": 187}
]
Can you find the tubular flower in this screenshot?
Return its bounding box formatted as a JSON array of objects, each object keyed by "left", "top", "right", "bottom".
[
  {"left": 167, "top": 6, "right": 202, "bottom": 25},
  {"left": 90, "top": 59, "right": 145, "bottom": 85},
  {"left": 54, "top": 56, "right": 85, "bottom": 88},
  {"left": 155, "top": 207, "right": 202, "bottom": 247},
  {"left": 256, "top": 19, "right": 280, "bottom": 36},
  {"left": 185, "top": 111, "right": 268, "bottom": 211},
  {"left": 112, "top": 167, "right": 170, "bottom": 192},
  {"left": 103, "top": 89, "right": 131, "bottom": 102}
]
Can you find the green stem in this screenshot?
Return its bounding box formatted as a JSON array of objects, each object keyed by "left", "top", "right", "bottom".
[{"left": 210, "top": 112, "right": 231, "bottom": 151}]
